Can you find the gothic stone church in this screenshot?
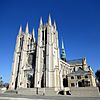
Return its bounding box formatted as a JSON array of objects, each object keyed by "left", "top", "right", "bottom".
[{"left": 9, "top": 15, "right": 97, "bottom": 95}]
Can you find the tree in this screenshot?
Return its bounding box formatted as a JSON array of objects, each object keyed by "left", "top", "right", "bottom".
[
  {"left": 0, "top": 76, "right": 3, "bottom": 87},
  {"left": 3, "top": 83, "right": 9, "bottom": 89},
  {"left": 95, "top": 70, "right": 100, "bottom": 83}
]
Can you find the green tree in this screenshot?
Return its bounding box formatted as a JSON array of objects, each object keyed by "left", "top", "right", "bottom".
[
  {"left": 95, "top": 70, "right": 100, "bottom": 83},
  {"left": 0, "top": 76, "right": 3, "bottom": 87}
]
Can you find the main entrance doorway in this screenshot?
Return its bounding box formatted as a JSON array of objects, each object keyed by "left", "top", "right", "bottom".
[{"left": 63, "top": 76, "right": 68, "bottom": 87}]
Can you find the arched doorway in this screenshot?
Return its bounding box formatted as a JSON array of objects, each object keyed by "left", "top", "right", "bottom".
[
  {"left": 27, "top": 74, "right": 33, "bottom": 88},
  {"left": 78, "top": 80, "right": 85, "bottom": 87},
  {"left": 78, "top": 81, "right": 82, "bottom": 87},
  {"left": 63, "top": 76, "right": 68, "bottom": 87},
  {"left": 41, "top": 73, "right": 44, "bottom": 87}
]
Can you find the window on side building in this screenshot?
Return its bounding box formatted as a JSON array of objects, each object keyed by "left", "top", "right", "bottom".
[
  {"left": 71, "top": 83, "right": 75, "bottom": 87},
  {"left": 77, "top": 75, "right": 81, "bottom": 79},
  {"left": 85, "top": 75, "right": 88, "bottom": 78},
  {"left": 71, "top": 76, "right": 74, "bottom": 79}
]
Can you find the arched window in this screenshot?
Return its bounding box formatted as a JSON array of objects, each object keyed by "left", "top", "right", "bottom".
[
  {"left": 77, "top": 75, "right": 81, "bottom": 79},
  {"left": 71, "top": 76, "right": 74, "bottom": 79},
  {"left": 71, "top": 83, "right": 75, "bottom": 87},
  {"left": 85, "top": 75, "right": 88, "bottom": 78}
]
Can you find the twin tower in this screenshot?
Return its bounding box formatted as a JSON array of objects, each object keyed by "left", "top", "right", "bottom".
[{"left": 9, "top": 15, "right": 64, "bottom": 90}]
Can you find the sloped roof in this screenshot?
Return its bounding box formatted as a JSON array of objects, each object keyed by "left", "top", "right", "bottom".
[
  {"left": 67, "top": 68, "right": 88, "bottom": 76},
  {"left": 67, "top": 59, "right": 82, "bottom": 65}
]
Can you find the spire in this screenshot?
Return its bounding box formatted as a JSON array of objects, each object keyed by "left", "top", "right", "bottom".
[
  {"left": 39, "top": 17, "right": 43, "bottom": 27},
  {"left": 62, "top": 39, "right": 64, "bottom": 49},
  {"left": 25, "top": 22, "right": 29, "bottom": 34},
  {"left": 18, "top": 25, "right": 22, "bottom": 35},
  {"left": 61, "top": 39, "right": 66, "bottom": 62},
  {"left": 32, "top": 28, "right": 35, "bottom": 42},
  {"left": 54, "top": 20, "right": 56, "bottom": 29},
  {"left": 48, "top": 14, "right": 52, "bottom": 25}
]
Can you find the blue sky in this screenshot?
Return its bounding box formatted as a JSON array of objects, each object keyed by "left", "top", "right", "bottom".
[{"left": 0, "top": 0, "right": 100, "bottom": 83}]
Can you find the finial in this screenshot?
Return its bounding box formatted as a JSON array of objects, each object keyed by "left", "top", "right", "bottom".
[
  {"left": 54, "top": 20, "right": 56, "bottom": 29},
  {"left": 25, "top": 22, "right": 29, "bottom": 34},
  {"left": 40, "top": 17, "right": 43, "bottom": 27},
  {"left": 18, "top": 25, "right": 22, "bottom": 35},
  {"left": 48, "top": 14, "right": 52, "bottom": 25}
]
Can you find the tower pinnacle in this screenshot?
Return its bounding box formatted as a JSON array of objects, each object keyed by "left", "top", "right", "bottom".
[
  {"left": 40, "top": 17, "right": 43, "bottom": 27},
  {"left": 54, "top": 20, "right": 56, "bottom": 30},
  {"left": 61, "top": 39, "right": 66, "bottom": 62},
  {"left": 48, "top": 14, "right": 52, "bottom": 25},
  {"left": 32, "top": 28, "right": 35, "bottom": 42},
  {"left": 18, "top": 25, "right": 22, "bottom": 35},
  {"left": 25, "top": 22, "right": 29, "bottom": 34}
]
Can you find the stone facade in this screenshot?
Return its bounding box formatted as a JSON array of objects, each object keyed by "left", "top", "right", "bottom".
[
  {"left": 9, "top": 15, "right": 97, "bottom": 94},
  {"left": 34, "top": 16, "right": 60, "bottom": 90},
  {"left": 9, "top": 23, "right": 36, "bottom": 90}
]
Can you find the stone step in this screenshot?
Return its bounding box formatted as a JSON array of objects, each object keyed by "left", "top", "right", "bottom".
[
  {"left": 70, "top": 87, "right": 100, "bottom": 97},
  {"left": 18, "top": 88, "right": 57, "bottom": 96},
  {"left": 4, "top": 90, "right": 18, "bottom": 94},
  {"left": 18, "top": 88, "right": 36, "bottom": 95}
]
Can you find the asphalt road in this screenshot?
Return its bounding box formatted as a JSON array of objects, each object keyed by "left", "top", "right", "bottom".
[{"left": 0, "top": 93, "right": 100, "bottom": 100}]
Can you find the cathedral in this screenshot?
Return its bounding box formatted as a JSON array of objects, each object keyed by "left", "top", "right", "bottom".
[{"left": 9, "top": 15, "right": 97, "bottom": 95}]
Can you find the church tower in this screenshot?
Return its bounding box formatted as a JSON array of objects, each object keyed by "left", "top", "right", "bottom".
[
  {"left": 34, "top": 15, "right": 60, "bottom": 90},
  {"left": 9, "top": 23, "right": 36, "bottom": 90}
]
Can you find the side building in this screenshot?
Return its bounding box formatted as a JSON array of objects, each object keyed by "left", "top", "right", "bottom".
[{"left": 67, "top": 58, "right": 96, "bottom": 88}]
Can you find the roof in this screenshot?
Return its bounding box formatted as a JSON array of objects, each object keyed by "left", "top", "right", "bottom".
[
  {"left": 67, "top": 58, "right": 83, "bottom": 65},
  {"left": 67, "top": 68, "right": 88, "bottom": 76}
]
